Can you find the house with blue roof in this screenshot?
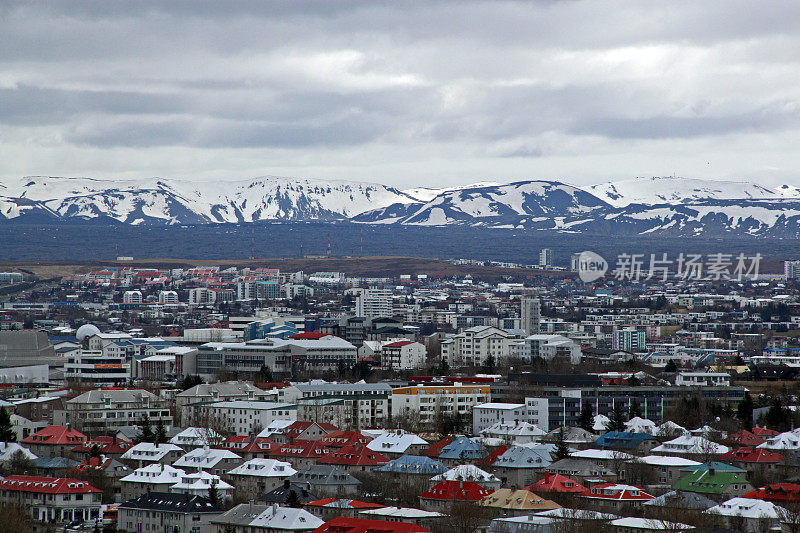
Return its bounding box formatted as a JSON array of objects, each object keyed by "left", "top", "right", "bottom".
[
  {"left": 594, "top": 431, "right": 660, "bottom": 454},
  {"left": 437, "top": 436, "right": 488, "bottom": 466},
  {"left": 375, "top": 455, "right": 448, "bottom": 478}
]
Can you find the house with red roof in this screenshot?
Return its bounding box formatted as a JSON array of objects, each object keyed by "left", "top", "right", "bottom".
[
  {"left": 742, "top": 483, "right": 800, "bottom": 504},
  {"left": 311, "top": 516, "right": 430, "bottom": 533},
  {"left": 304, "top": 498, "right": 385, "bottom": 520},
  {"left": 581, "top": 483, "right": 654, "bottom": 511},
  {"left": 71, "top": 435, "right": 133, "bottom": 460},
  {"left": 0, "top": 475, "right": 102, "bottom": 524},
  {"left": 272, "top": 421, "right": 339, "bottom": 444},
  {"left": 752, "top": 427, "right": 779, "bottom": 438},
  {"left": 724, "top": 430, "right": 766, "bottom": 448},
  {"left": 418, "top": 480, "right": 493, "bottom": 512},
  {"left": 273, "top": 440, "right": 333, "bottom": 470},
  {"left": 22, "top": 425, "right": 88, "bottom": 458},
  {"left": 719, "top": 447, "right": 784, "bottom": 476},
  {"left": 318, "top": 443, "right": 389, "bottom": 473},
  {"left": 525, "top": 472, "right": 586, "bottom": 494},
  {"left": 291, "top": 332, "right": 329, "bottom": 340},
  {"left": 423, "top": 436, "right": 455, "bottom": 458},
  {"left": 319, "top": 431, "right": 373, "bottom": 450},
  {"left": 216, "top": 435, "right": 279, "bottom": 460}
]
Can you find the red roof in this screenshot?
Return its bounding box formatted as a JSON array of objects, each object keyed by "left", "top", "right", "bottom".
[
  {"left": 719, "top": 447, "right": 784, "bottom": 464},
  {"left": 383, "top": 341, "right": 414, "bottom": 348},
  {"left": 725, "top": 430, "right": 765, "bottom": 447},
  {"left": 274, "top": 440, "right": 332, "bottom": 459},
  {"left": 72, "top": 436, "right": 133, "bottom": 454},
  {"left": 526, "top": 473, "right": 586, "bottom": 493},
  {"left": 475, "top": 445, "right": 508, "bottom": 468},
  {"left": 319, "top": 431, "right": 373, "bottom": 449},
  {"left": 752, "top": 427, "right": 780, "bottom": 437},
  {"left": 305, "top": 498, "right": 385, "bottom": 510},
  {"left": 312, "top": 517, "right": 430, "bottom": 533},
  {"left": 291, "top": 332, "right": 328, "bottom": 340},
  {"left": 216, "top": 436, "right": 278, "bottom": 454},
  {"left": 743, "top": 483, "right": 800, "bottom": 503},
  {"left": 0, "top": 475, "right": 101, "bottom": 494},
  {"left": 582, "top": 483, "right": 653, "bottom": 501},
  {"left": 423, "top": 436, "right": 454, "bottom": 458},
  {"left": 281, "top": 421, "right": 339, "bottom": 439},
  {"left": 22, "top": 425, "right": 88, "bottom": 446},
  {"left": 318, "top": 443, "right": 389, "bottom": 467},
  {"left": 418, "top": 481, "right": 492, "bottom": 502}
]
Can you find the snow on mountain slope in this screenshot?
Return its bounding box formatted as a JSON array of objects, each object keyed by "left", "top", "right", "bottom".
[
  {"left": 403, "top": 182, "right": 502, "bottom": 202},
  {"left": 584, "top": 176, "right": 783, "bottom": 207},
  {"left": 0, "top": 176, "right": 417, "bottom": 224},
  {"left": 774, "top": 184, "right": 800, "bottom": 198}
]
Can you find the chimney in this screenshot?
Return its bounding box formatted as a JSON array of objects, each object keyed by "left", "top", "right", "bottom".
[
  {"left": 284, "top": 479, "right": 290, "bottom": 489},
  {"left": 544, "top": 471, "right": 550, "bottom": 484},
  {"left": 709, "top": 467, "right": 715, "bottom": 477}
]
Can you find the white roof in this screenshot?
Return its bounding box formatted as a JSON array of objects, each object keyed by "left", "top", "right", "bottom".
[
  {"left": 173, "top": 447, "right": 241, "bottom": 468},
  {"left": 610, "top": 517, "right": 693, "bottom": 530},
  {"left": 170, "top": 427, "right": 223, "bottom": 446},
  {"left": 480, "top": 421, "right": 546, "bottom": 437},
  {"left": 228, "top": 458, "right": 296, "bottom": 478},
  {"left": 651, "top": 435, "right": 729, "bottom": 455},
  {"left": 360, "top": 507, "right": 444, "bottom": 519},
  {"left": 636, "top": 455, "right": 701, "bottom": 467},
  {"left": 366, "top": 430, "right": 427, "bottom": 453},
  {"left": 121, "top": 442, "right": 183, "bottom": 461},
  {"left": 257, "top": 419, "right": 295, "bottom": 438},
  {"left": 0, "top": 442, "right": 37, "bottom": 462},
  {"left": 758, "top": 430, "right": 800, "bottom": 450},
  {"left": 121, "top": 463, "right": 186, "bottom": 484},
  {"left": 171, "top": 471, "right": 233, "bottom": 491},
  {"left": 592, "top": 414, "right": 610, "bottom": 432},
  {"left": 536, "top": 509, "right": 618, "bottom": 520},
  {"left": 250, "top": 505, "right": 324, "bottom": 530},
  {"left": 706, "top": 497, "right": 784, "bottom": 519},
  {"left": 624, "top": 417, "right": 657, "bottom": 433},
  {"left": 431, "top": 464, "right": 499, "bottom": 483},
  {"left": 475, "top": 402, "right": 525, "bottom": 410},
  {"left": 571, "top": 449, "right": 634, "bottom": 461}
]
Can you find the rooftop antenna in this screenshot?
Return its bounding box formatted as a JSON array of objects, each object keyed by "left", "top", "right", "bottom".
[{"left": 327, "top": 234, "right": 332, "bottom": 258}]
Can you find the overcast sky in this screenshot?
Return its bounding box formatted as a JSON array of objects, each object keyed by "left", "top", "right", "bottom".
[{"left": 1, "top": 0, "right": 799, "bottom": 189}]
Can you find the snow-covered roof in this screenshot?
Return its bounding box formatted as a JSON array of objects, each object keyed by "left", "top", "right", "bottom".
[
  {"left": 173, "top": 447, "right": 241, "bottom": 469},
  {"left": 636, "top": 455, "right": 701, "bottom": 467},
  {"left": 171, "top": 471, "right": 232, "bottom": 492},
  {"left": 257, "top": 419, "right": 295, "bottom": 438},
  {"left": 571, "top": 449, "right": 634, "bottom": 461},
  {"left": 431, "top": 464, "right": 499, "bottom": 484},
  {"left": 169, "top": 427, "right": 223, "bottom": 447},
  {"left": 0, "top": 442, "right": 37, "bottom": 462},
  {"left": 120, "top": 463, "right": 185, "bottom": 484},
  {"left": 706, "top": 497, "right": 784, "bottom": 519},
  {"left": 366, "top": 431, "right": 427, "bottom": 454},
  {"left": 651, "top": 435, "right": 729, "bottom": 455},
  {"left": 624, "top": 417, "right": 657, "bottom": 434},
  {"left": 250, "top": 505, "right": 324, "bottom": 530},
  {"left": 228, "top": 458, "right": 296, "bottom": 478},
  {"left": 610, "top": 517, "right": 693, "bottom": 530},
  {"left": 121, "top": 442, "right": 183, "bottom": 461}
]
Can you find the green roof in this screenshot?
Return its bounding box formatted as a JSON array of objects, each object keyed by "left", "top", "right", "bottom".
[{"left": 673, "top": 469, "right": 750, "bottom": 495}]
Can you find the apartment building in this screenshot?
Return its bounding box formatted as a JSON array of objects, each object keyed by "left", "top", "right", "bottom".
[
  {"left": 381, "top": 341, "right": 426, "bottom": 371},
  {"left": 612, "top": 328, "right": 647, "bottom": 352},
  {"left": 182, "top": 401, "right": 297, "bottom": 436},
  {"left": 355, "top": 288, "right": 393, "bottom": 319},
  {"left": 117, "top": 492, "right": 223, "bottom": 533},
  {"left": 441, "top": 326, "right": 518, "bottom": 367},
  {"left": 65, "top": 349, "right": 130, "bottom": 386},
  {"left": 391, "top": 384, "right": 490, "bottom": 427},
  {"left": 61, "top": 389, "right": 172, "bottom": 436}
]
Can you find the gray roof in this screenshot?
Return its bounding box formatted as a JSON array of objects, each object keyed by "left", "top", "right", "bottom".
[
  {"left": 211, "top": 504, "right": 269, "bottom": 526},
  {"left": 547, "top": 458, "right": 613, "bottom": 477},
  {"left": 289, "top": 465, "right": 360, "bottom": 486},
  {"left": 645, "top": 490, "right": 717, "bottom": 510},
  {"left": 119, "top": 491, "right": 222, "bottom": 514},
  {"left": 294, "top": 382, "right": 391, "bottom": 393},
  {"left": 68, "top": 389, "right": 158, "bottom": 404},
  {"left": 178, "top": 381, "right": 268, "bottom": 398},
  {"left": 33, "top": 456, "right": 79, "bottom": 469},
  {"left": 492, "top": 446, "right": 552, "bottom": 469},
  {"left": 0, "top": 331, "right": 58, "bottom": 367}
]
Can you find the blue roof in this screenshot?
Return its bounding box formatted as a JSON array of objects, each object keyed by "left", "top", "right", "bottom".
[
  {"left": 438, "top": 436, "right": 488, "bottom": 460},
  {"left": 492, "top": 446, "right": 552, "bottom": 469},
  {"left": 48, "top": 336, "right": 80, "bottom": 344},
  {"left": 375, "top": 454, "right": 447, "bottom": 474},
  {"left": 595, "top": 431, "right": 658, "bottom": 449},
  {"left": 681, "top": 461, "right": 745, "bottom": 473}
]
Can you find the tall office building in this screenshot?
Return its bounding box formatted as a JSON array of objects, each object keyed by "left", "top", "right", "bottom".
[
  {"left": 539, "top": 248, "right": 554, "bottom": 268},
  {"left": 520, "top": 296, "right": 541, "bottom": 336},
  {"left": 570, "top": 253, "right": 582, "bottom": 271}
]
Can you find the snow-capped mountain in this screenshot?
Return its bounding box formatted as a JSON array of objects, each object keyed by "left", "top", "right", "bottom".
[
  {"left": 3, "top": 174, "right": 800, "bottom": 238},
  {"left": 402, "top": 182, "right": 502, "bottom": 202},
  {"left": 584, "top": 176, "right": 790, "bottom": 208},
  {"left": 0, "top": 176, "right": 417, "bottom": 224}
]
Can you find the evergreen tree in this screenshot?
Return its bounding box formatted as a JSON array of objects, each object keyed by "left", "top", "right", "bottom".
[
  {"left": 629, "top": 401, "right": 642, "bottom": 420},
  {"left": 138, "top": 415, "right": 154, "bottom": 443},
  {"left": 482, "top": 355, "right": 496, "bottom": 374},
  {"left": 765, "top": 399, "right": 791, "bottom": 432},
  {"left": 181, "top": 375, "right": 204, "bottom": 391},
  {"left": 208, "top": 479, "right": 220, "bottom": 507},
  {"left": 577, "top": 403, "right": 594, "bottom": 433},
  {"left": 551, "top": 427, "right": 570, "bottom": 461},
  {"left": 155, "top": 418, "right": 167, "bottom": 444},
  {"left": 0, "top": 407, "right": 17, "bottom": 442},
  {"left": 607, "top": 404, "right": 628, "bottom": 432},
  {"left": 664, "top": 359, "right": 677, "bottom": 373},
  {"left": 737, "top": 393, "right": 755, "bottom": 430},
  {"left": 286, "top": 489, "right": 301, "bottom": 508}
]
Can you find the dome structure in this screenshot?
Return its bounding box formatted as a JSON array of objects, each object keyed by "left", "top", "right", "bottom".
[{"left": 76, "top": 324, "right": 101, "bottom": 341}]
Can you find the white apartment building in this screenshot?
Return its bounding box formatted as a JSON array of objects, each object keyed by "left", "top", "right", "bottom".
[
  {"left": 122, "top": 290, "right": 142, "bottom": 304},
  {"left": 440, "top": 325, "right": 518, "bottom": 367},
  {"left": 182, "top": 401, "right": 297, "bottom": 436},
  {"left": 612, "top": 328, "right": 647, "bottom": 352},
  {"left": 381, "top": 340, "right": 426, "bottom": 370},
  {"left": 61, "top": 389, "right": 172, "bottom": 435},
  {"left": 189, "top": 287, "right": 216, "bottom": 305},
  {"left": 158, "top": 290, "right": 179, "bottom": 304},
  {"left": 786, "top": 260, "right": 800, "bottom": 280},
  {"left": 391, "top": 384, "right": 491, "bottom": 426},
  {"left": 472, "top": 402, "right": 527, "bottom": 434},
  {"left": 520, "top": 296, "right": 541, "bottom": 336},
  {"left": 355, "top": 288, "right": 393, "bottom": 319},
  {"left": 518, "top": 334, "right": 582, "bottom": 364},
  {"left": 65, "top": 349, "right": 130, "bottom": 386},
  {"left": 539, "top": 248, "right": 553, "bottom": 267}
]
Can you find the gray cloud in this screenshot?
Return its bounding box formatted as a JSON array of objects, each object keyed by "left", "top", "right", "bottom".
[{"left": 0, "top": 0, "right": 799, "bottom": 187}]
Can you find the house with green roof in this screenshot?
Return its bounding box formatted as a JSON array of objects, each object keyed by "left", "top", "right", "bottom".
[{"left": 673, "top": 466, "right": 753, "bottom": 502}]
